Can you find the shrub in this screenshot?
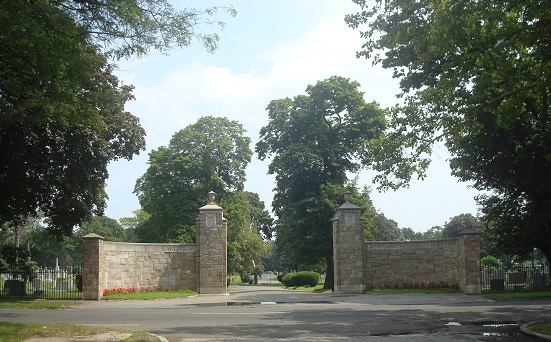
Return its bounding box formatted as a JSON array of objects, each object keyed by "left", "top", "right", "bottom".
[
  {"left": 277, "top": 273, "right": 285, "bottom": 282},
  {"left": 481, "top": 255, "right": 499, "bottom": 269},
  {"left": 281, "top": 271, "right": 320, "bottom": 287},
  {"left": 240, "top": 273, "right": 251, "bottom": 283}
]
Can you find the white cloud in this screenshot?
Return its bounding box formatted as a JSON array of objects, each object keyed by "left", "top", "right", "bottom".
[{"left": 105, "top": 5, "right": 478, "bottom": 232}]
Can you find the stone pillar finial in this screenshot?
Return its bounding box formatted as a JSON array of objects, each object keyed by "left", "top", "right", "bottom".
[
  {"left": 208, "top": 191, "right": 216, "bottom": 204},
  {"left": 344, "top": 191, "right": 351, "bottom": 203}
]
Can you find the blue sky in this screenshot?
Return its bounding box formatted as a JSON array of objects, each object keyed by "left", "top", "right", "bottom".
[{"left": 105, "top": 0, "right": 480, "bottom": 232}]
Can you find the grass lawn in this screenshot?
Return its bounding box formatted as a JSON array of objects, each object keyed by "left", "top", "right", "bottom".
[
  {"left": 483, "top": 291, "right": 551, "bottom": 300},
  {"left": 0, "top": 322, "right": 161, "bottom": 342},
  {"left": 0, "top": 299, "right": 79, "bottom": 310},
  {"left": 0, "top": 322, "right": 108, "bottom": 342},
  {"left": 366, "top": 288, "right": 461, "bottom": 294},
  {"left": 528, "top": 321, "right": 551, "bottom": 335}
]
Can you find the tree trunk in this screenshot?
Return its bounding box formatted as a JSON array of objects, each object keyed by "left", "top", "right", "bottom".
[
  {"left": 323, "top": 255, "right": 334, "bottom": 290},
  {"left": 14, "top": 224, "right": 21, "bottom": 248}
]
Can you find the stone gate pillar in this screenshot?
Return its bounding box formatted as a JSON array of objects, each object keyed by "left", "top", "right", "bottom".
[
  {"left": 333, "top": 191, "right": 364, "bottom": 293},
  {"left": 459, "top": 230, "right": 482, "bottom": 294},
  {"left": 82, "top": 233, "right": 104, "bottom": 300},
  {"left": 196, "top": 191, "right": 227, "bottom": 294}
]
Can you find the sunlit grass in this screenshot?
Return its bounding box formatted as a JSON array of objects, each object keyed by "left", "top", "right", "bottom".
[
  {"left": 0, "top": 322, "right": 105, "bottom": 342},
  {"left": 366, "top": 288, "right": 461, "bottom": 294},
  {"left": 0, "top": 299, "right": 79, "bottom": 309},
  {"left": 483, "top": 291, "right": 551, "bottom": 300}
]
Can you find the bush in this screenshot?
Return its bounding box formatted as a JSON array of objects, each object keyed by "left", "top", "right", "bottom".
[
  {"left": 240, "top": 273, "right": 251, "bottom": 283},
  {"left": 281, "top": 271, "right": 320, "bottom": 287},
  {"left": 481, "top": 255, "right": 499, "bottom": 269},
  {"left": 277, "top": 273, "right": 285, "bottom": 282}
]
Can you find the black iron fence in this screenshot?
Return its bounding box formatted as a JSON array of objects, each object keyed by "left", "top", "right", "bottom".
[
  {"left": 0, "top": 266, "right": 82, "bottom": 300},
  {"left": 481, "top": 260, "right": 549, "bottom": 293}
]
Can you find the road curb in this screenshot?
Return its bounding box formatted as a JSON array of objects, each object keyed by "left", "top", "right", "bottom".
[{"left": 521, "top": 321, "right": 551, "bottom": 341}]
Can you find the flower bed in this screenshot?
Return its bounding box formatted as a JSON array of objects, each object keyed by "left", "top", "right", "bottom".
[{"left": 103, "top": 286, "right": 177, "bottom": 296}]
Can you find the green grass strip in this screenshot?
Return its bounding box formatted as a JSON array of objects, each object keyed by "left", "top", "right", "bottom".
[
  {"left": 528, "top": 321, "right": 551, "bottom": 335},
  {"left": 0, "top": 322, "right": 105, "bottom": 342},
  {"left": 483, "top": 291, "right": 551, "bottom": 300},
  {"left": 366, "top": 288, "right": 461, "bottom": 294},
  {"left": 0, "top": 299, "right": 79, "bottom": 309}
]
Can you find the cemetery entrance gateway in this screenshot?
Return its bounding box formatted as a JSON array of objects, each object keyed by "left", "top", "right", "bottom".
[{"left": 81, "top": 191, "right": 227, "bottom": 300}]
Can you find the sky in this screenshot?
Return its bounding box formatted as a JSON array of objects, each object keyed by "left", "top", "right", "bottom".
[{"left": 105, "top": 0, "right": 480, "bottom": 232}]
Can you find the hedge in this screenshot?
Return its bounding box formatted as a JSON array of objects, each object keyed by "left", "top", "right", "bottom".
[{"left": 281, "top": 271, "right": 320, "bottom": 287}]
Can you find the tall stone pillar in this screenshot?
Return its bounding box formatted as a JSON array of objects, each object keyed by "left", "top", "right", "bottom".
[
  {"left": 333, "top": 191, "right": 364, "bottom": 293},
  {"left": 196, "top": 191, "right": 227, "bottom": 294},
  {"left": 82, "top": 233, "right": 104, "bottom": 300},
  {"left": 459, "top": 230, "right": 482, "bottom": 294}
]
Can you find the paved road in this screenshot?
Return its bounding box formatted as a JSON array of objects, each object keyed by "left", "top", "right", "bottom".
[{"left": 1, "top": 286, "right": 550, "bottom": 341}]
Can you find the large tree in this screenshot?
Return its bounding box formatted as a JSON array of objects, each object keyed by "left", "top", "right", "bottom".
[
  {"left": 442, "top": 213, "right": 484, "bottom": 239},
  {"left": 371, "top": 213, "right": 403, "bottom": 241},
  {"left": 0, "top": 0, "right": 234, "bottom": 239},
  {"left": 0, "top": 1, "right": 145, "bottom": 238},
  {"left": 256, "top": 76, "right": 386, "bottom": 288},
  {"left": 134, "top": 116, "right": 252, "bottom": 242},
  {"left": 346, "top": 1, "right": 551, "bottom": 261}
]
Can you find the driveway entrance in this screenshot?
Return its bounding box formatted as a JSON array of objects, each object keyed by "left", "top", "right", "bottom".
[{"left": 0, "top": 285, "right": 547, "bottom": 341}]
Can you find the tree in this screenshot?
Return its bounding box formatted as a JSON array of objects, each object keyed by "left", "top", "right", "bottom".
[
  {"left": 55, "top": 0, "right": 236, "bottom": 59},
  {"left": 0, "top": 1, "right": 146, "bottom": 239},
  {"left": 256, "top": 76, "right": 386, "bottom": 288},
  {"left": 346, "top": 1, "right": 551, "bottom": 261},
  {"left": 442, "top": 213, "right": 484, "bottom": 239},
  {"left": 0, "top": 0, "right": 235, "bottom": 240},
  {"left": 401, "top": 227, "right": 422, "bottom": 241},
  {"left": 422, "top": 226, "right": 444, "bottom": 240},
  {"left": 119, "top": 209, "right": 151, "bottom": 242},
  {"left": 219, "top": 191, "right": 267, "bottom": 279},
  {"left": 244, "top": 192, "right": 274, "bottom": 240},
  {"left": 78, "top": 216, "right": 127, "bottom": 242},
  {"left": 134, "top": 116, "right": 252, "bottom": 242},
  {"left": 371, "top": 213, "right": 403, "bottom": 241}
]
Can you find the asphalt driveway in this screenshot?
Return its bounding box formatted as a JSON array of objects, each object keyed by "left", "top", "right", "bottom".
[{"left": 1, "top": 285, "right": 550, "bottom": 341}]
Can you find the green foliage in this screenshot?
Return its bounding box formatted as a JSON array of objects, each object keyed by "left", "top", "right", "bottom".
[
  {"left": 346, "top": 1, "right": 551, "bottom": 262},
  {"left": 57, "top": 0, "right": 237, "bottom": 59},
  {"left": 442, "top": 213, "right": 484, "bottom": 238},
  {"left": 0, "top": 0, "right": 234, "bottom": 240},
  {"left": 528, "top": 321, "right": 551, "bottom": 336},
  {"left": 400, "top": 226, "right": 444, "bottom": 241},
  {"left": 0, "top": 1, "right": 146, "bottom": 239},
  {"left": 0, "top": 322, "right": 100, "bottom": 342},
  {"left": 0, "top": 245, "right": 38, "bottom": 279},
  {"left": 118, "top": 209, "right": 151, "bottom": 242},
  {"left": 134, "top": 116, "right": 252, "bottom": 243},
  {"left": 371, "top": 213, "right": 403, "bottom": 241},
  {"left": 79, "top": 216, "right": 127, "bottom": 241},
  {"left": 481, "top": 255, "right": 499, "bottom": 269},
  {"left": 277, "top": 273, "right": 285, "bottom": 283},
  {"left": 240, "top": 273, "right": 252, "bottom": 283},
  {"left": 256, "top": 76, "right": 386, "bottom": 287},
  {"left": 220, "top": 191, "right": 268, "bottom": 277},
  {"left": 422, "top": 226, "right": 444, "bottom": 240},
  {"left": 281, "top": 271, "right": 320, "bottom": 287}
]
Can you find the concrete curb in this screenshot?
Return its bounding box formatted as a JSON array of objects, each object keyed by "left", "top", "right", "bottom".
[{"left": 520, "top": 321, "right": 551, "bottom": 341}]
